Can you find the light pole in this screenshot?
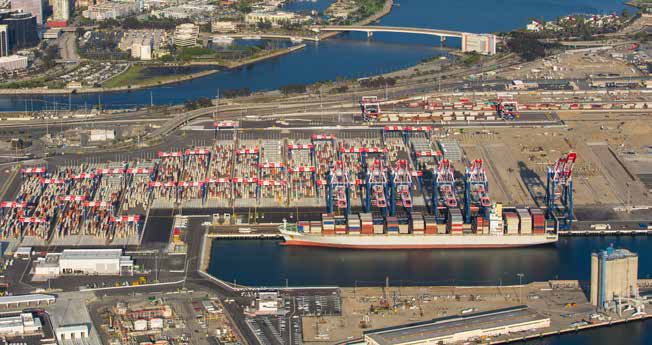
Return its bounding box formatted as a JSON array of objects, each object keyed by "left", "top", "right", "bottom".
[{"left": 516, "top": 273, "right": 525, "bottom": 302}]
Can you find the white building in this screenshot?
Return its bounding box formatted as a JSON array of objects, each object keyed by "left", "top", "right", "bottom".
[
  {"left": 211, "top": 20, "right": 237, "bottom": 33},
  {"left": 56, "top": 324, "right": 88, "bottom": 341},
  {"left": 0, "top": 313, "right": 42, "bottom": 336},
  {"left": 43, "top": 28, "right": 62, "bottom": 39},
  {"left": 52, "top": 0, "right": 73, "bottom": 22},
  {"left": 173, "top": 23, "right": 198, "bottom": 47},
  {"left": 365, "top": 307, "right": 550, "bottom": 345},
  {"left": 0, "top": 55, "right": 28, "bottom": 71},
  {"left": 34, "top": 249, "right": 134, "bottom": 276},
  {"left": 256, "top": 291, "right": 279, "bottom": 314},
  {"left": 89, "top": 129, "right": 116, "bottom": 142},
  {"left": 83, "top": 2, "right": 139, "bottom": 21},
  {"left": 526, "top": 20, "right": 543, "bottom": 32},
  {"left": 245, "top": 10, "right": 310, "bottom": 27}
]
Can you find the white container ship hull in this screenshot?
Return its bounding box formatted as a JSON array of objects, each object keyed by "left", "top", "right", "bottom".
[{"left": 280, "top": 231, "right": 558, "bottom": 249}]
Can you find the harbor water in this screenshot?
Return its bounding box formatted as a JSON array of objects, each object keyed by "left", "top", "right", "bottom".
[{"left": 208, "top": 235, "right": 651, "bottom": 344}]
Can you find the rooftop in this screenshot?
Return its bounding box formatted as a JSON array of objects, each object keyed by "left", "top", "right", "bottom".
[
  {"left": 365, "top": 306, "right": 547, "bottom": 345},
  {"left": 60, "top": 248, "right": 125, "bottom": 261},
  {"left": 596, "top": 247, "right": 638, "bottom": 260},
  {"left": 0, "top": 294, "right": 55, "bottom": 305}
]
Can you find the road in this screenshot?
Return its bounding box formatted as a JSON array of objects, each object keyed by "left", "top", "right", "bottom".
[{"left": 57, "top": 32, "right": 81, "bottom": 63}]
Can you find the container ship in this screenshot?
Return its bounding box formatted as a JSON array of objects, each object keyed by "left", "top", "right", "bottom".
[{"left": 280, "top": 204, "right": 558, "bottom": 249}]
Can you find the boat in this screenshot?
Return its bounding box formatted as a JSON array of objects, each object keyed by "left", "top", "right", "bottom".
[
  {"left": 279, "top": 226, "right": 558, "bottom": 249},
  {"left": 278, "top": 204, "right": 558, "bottom": 249},
  {"left": 290, "top": 37, "right": 303, "bottom": 43}
]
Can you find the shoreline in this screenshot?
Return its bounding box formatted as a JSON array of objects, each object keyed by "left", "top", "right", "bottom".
[
  {"left": 0, "top": 44, "right": 308, "bottom": 96},
  {"left": 0, "top": 0, "right": 393, "bottom": 97}
]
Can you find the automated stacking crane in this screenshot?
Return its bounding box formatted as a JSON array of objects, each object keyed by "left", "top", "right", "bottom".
[
  {"left": 389, "top": 160, "right": 421, "bottom": 216},
  {"left": 432, "top": 159, "right": 457, "bottom": 222},
  {"left": 360, "top": 96, "right": 381, "bottom": 121},
  {"left": 493, "top": 99, "right": 520, "bottom": 120},
  {"left": 463, "top": 159, "right": 491, "bottom": 222},
  {"left": 545, "top": 152, "right": 577, "bottom": 230},
  {"left": 364, "top": 159, "right": 389, "bottom": 215},
  {"left": 326, "top": 160, "right": 351, "bottom": 216}
]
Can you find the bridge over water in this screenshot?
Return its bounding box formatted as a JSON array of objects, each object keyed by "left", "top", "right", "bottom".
[{"left": 311, "top": 25, "right": 497, "bottom": 55}]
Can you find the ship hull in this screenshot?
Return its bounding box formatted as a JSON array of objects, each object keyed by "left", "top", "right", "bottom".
[{"left": 280, "top": 232, "right": 557, "bottom": 249}]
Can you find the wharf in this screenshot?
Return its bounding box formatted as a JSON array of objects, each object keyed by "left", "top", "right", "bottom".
[
  {"left": 561, "top": 229, "right": 652, "bottom": 236},
  {"left": 492, "top": 315, "right": 651, "bottom": 344},
  {"left": 304, "top": 282, "right": 652, "bottom": 345}
]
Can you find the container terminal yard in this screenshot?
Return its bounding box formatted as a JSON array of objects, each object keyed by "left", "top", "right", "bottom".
[
  {"left": 1, "top": 94, "right": 652, "bottom": 249},
  {"left": 0, "top": 124, "right": 586, "bottom": 249},
  {"left": 0, "top": 92, "right": 650, "bottom": 344}
]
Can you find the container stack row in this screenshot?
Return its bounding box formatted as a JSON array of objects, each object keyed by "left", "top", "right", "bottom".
[
  {"left": 447, "top": 208, "right": 464, "bottom": 235},
  {"left": 259, "top": 140, "right": 287, "bottom": 205},
  {"left": 530, "top": 208, "right": 546, "bottom": 235},
  {"left": 206, "top": 141, "right": 234, "bottom": 204},
  {"left": 288, "top": 141, "right": 317, "bottom": 203},
  {"left": 234, "top": 140, "right": 260, "bottom": 202}
]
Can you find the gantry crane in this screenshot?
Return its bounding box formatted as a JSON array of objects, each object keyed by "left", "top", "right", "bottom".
[
  {"left": 364, "top": 159, "right": 389, "bottom": 215},
  {"left": 360, "top": 96, "right": 381, "bottom": 121},
  {"left": 326, "top": 160, "right": 351, "bottom": 216},
  {"left": 432, "top": 159, "right": 457, "bottom": 222},
  {"left": 389, "top": 160, "right": 417, "bottom": 216},
  {"left": 464, "top": 159, "right": 491, "bottom": 222},
  {"left": 545, "top": 152, "right": 576, "bottom": 230}
]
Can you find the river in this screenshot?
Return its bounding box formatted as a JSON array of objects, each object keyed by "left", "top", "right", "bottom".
[{"left": 0, "top": 0, "right": 628, "bottom": 111}]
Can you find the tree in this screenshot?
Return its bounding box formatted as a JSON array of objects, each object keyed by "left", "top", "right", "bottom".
[
  {"left": 42, "top": 45, "right": 59, "bottom": 68},
  {"left": 280, "top": 84, "right": 307, "bottom": 95}
]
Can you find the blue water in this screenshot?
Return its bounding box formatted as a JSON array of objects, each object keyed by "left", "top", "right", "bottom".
[
  {"left": 209, "top": 236, "right": 651, "bottom": 287},
  {"left": 284, "top": 0, "right": 332, "bottom": 14},
  {"left": 0, "top": 0, "right": 629, "bottom": 111},
  {"left": 209, "top": 235, "right": 652, "bottom": 344}
]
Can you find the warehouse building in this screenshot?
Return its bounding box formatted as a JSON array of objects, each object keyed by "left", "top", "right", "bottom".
[
  {"left": 0, "top": 312, "right": 42, "bottom": 336},
  {"left": 34, "top": 249, "right": 134, "bottom": 276},
  {"left": 364, "top": 306, "right": 550, "bottom": 345},
  {"left": 0, "top": 294, "right": 55, "bottom": 308},
  {"left": 591, "top": 246, "right": 639, "bottom": 310},
  {"left": 55, "top": 324, "right": 88, "bottom": 341}
]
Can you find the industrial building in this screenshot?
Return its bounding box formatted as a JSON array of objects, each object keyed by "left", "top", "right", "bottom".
[
  {"left": 591, "top": 247, "right": 639, "bottom": 310},
  {"left": 364, "top": 306, "right": 550, "bottom": 345},
  {"left": 55, "top": 324, "right": 88, "bottom": 341},
  {"left": 0, "top": 312, "right": 42, "bottom": 336},
  {"left": 0, "top": 294, "right": 55, "bottom": 308},
  {"left": 256, "top": 291, "right": 279, "bottom": 315},
  {"left": 33, "top": 249, "right": 134, "bottom": 276}
]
